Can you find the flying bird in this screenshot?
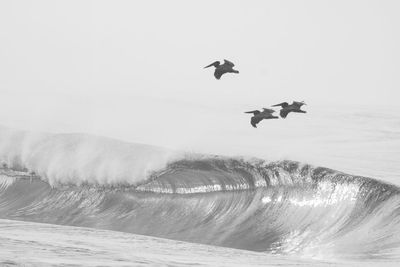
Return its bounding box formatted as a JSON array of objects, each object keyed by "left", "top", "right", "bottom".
[
  {"left": 272, "top": 101, "right": 307, "bottom": 118},
  {"left": 245, "top": 108, "right": 279, "bottom": 128},
  {"left": 204, "top": 59, "right": 239, "bottom": 79}
]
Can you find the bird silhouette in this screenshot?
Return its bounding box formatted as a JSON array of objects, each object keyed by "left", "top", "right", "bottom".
[
  {"left": 204, "top": 59, "right": 239, "bottom": 79},
  {"left": 244, "top": 108, "right": 278, "bottom": 128},
  {"left": 272, "top": 101, "right": 307, "bottom": 118}
]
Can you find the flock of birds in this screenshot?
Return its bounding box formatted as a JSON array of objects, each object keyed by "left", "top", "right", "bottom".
[{"left": 204, "top": 59, "right": 307, "bottom": 128}]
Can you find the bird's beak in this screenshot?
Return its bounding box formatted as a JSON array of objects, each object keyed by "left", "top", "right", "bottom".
[
  {"left": 204, "top": 63, "right": 214, "bottom": 68},
  {"left": 272, "top": 103, "right": 284, "bottom": 107}
]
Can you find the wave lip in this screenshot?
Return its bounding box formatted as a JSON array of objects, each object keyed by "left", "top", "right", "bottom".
[{"left": 0, "top": 127, "right": 181, "bottom": 186}]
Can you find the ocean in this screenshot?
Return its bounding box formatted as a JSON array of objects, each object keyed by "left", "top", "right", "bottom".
[{"left": 0, "top": 105, "right": 399, "bottom": 266}]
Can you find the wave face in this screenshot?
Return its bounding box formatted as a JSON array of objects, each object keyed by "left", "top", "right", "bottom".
[
  {"left": 0, "top": 128, "right": 400, "bottom": 259},
  {"left": 1, "top": 158, "right": 400, "bottom": 259}
]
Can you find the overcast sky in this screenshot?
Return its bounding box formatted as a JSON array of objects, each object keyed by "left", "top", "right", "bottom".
[{"left": 0, "top": 1, "right": 399, "bottom": 157}]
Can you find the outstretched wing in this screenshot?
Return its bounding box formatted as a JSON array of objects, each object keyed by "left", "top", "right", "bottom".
[
  {"left": 280, "top": 109, "right": 290, "bottom": 118},
  {"left": 224, "top": 59, "right": 235, "bottom": 67},
  {"left": 245, "top": 110, "right": 260, "bottom": 115},
  {"left": 250, "top": 116, "right": 263, "bottom": 128},
  {"left": 292, "top": 101, "right": 305, "bottom": 107},
  {"left": 214, "top": 69, "right": 224, "bottom": 79},
  {"left": 262, "top": 108, "right": 275, "bottom": 114}
]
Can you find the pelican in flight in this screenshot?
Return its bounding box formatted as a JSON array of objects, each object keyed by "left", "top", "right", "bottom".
[
  {"left": 204, "top": 59, "right": 239, "bottom": 79},
  {"left": 245, "top": 108, "right": 278, "bottom": 128},
  {"left": 272, "top": 101, "right": 307, "bottom": 119}
]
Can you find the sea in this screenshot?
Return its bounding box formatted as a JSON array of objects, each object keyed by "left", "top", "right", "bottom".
[{"left": 0, "top": 105, "right": 399, "bottom": 266}]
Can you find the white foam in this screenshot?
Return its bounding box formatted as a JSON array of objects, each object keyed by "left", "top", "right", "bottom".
[
  {"left": 0, "top": 126, "right": 182, "bottom": 186},
  {"left": 0, "top": 175, "right": 16, "bottom": 190}
]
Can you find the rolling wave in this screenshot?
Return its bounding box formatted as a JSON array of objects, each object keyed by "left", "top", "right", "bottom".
[
  {"left": 0, "top": 127, "right": 399, "bottom": 260},
  {"left": 0, "top": 158, "right": 399, "bottom": 259}
]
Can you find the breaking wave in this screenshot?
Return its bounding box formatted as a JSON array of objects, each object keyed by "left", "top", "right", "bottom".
[
  {"left": 0, "top": 126, "right": 180, "bottom": 185},
  {"left": 0, "top": 127, "right": 400, "bottom": 260}
]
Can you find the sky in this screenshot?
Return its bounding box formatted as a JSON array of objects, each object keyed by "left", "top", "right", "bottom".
[{"left": 0, "top": 1, "right": 399, "bottom": 161}]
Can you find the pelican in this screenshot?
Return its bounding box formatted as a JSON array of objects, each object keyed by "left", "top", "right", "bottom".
[
  {"left": 204, "top": 59, "right": 239, "bottom": 79},
  {"left": 272, "top": 101, "right": 307, "bottom": 118},
  {"left": 245, "top": 108, "right": 278, "bottom": 128}
]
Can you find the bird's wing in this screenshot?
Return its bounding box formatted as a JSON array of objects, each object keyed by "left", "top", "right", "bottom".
[
  {"left": 262, "top": 108, "right": 275, "bottom": 113},
  {"left": 292, "top": 101, "right": 305, "bottom": 107},
  {"left": 250, "top": 116, "right": 263, "bottom": 128},
  {"left": 280, "top": 109, "right": 290, "bottom": 118},
  {"left": 245, "top": 110, "right": 260, "bottom": 115},
  {"left": 224, "top": 59, "right": 235, "bottom": 67},
  {"left": 214, "top": 69, "right": 224, "bottom": 79},
  {"left": 262, "top": 113, "right": 279, "bottom": 119}
]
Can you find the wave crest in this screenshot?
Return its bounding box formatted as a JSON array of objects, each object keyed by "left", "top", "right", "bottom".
[{"left": 0, "top": 127, "right": 180, "bottom": 186}]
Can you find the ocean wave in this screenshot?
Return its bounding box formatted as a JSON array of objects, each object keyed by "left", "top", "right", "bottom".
[
  {"left": 0, "top": 157, "right": 399, "bottom": 259},
  {"left": 0, "top": 127, "right": 400, "bottom": 259}
]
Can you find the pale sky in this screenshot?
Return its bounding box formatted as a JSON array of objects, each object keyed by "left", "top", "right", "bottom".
[{"left": 0, "top": 1, "right": 399, "bottom": 160}]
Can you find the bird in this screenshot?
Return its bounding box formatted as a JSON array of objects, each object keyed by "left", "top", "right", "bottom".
[
  {"left": 272, "top": 101, "right": 307, "bottom": 118},
  {"left": 204, "top": 59, "right": 239, "bottom": 79},
  {"left": 244, "top": 108, "right": 279, "bottom": 128}
]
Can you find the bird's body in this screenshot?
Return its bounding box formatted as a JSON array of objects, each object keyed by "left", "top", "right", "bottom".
[
  {"left": 204, "top": 59, "right": 239, "bottom": 79},
  {"left": 272, "top": 101, "right": 307, "bottom": 118},
  {"left": 245, "top": 108, "right": 278, "bottom": 128}
]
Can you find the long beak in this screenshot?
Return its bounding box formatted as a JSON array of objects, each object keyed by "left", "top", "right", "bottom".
[
  {"left": 272, "top": 103, "right": 284, "bottom": 107},
  {"left": 204, "top": 61, "right": 220, "bottom": 68}
]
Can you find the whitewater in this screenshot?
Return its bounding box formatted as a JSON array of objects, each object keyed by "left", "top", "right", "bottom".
[{"left": 0, "top": 106, "right": 400, "bottom": 266}]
